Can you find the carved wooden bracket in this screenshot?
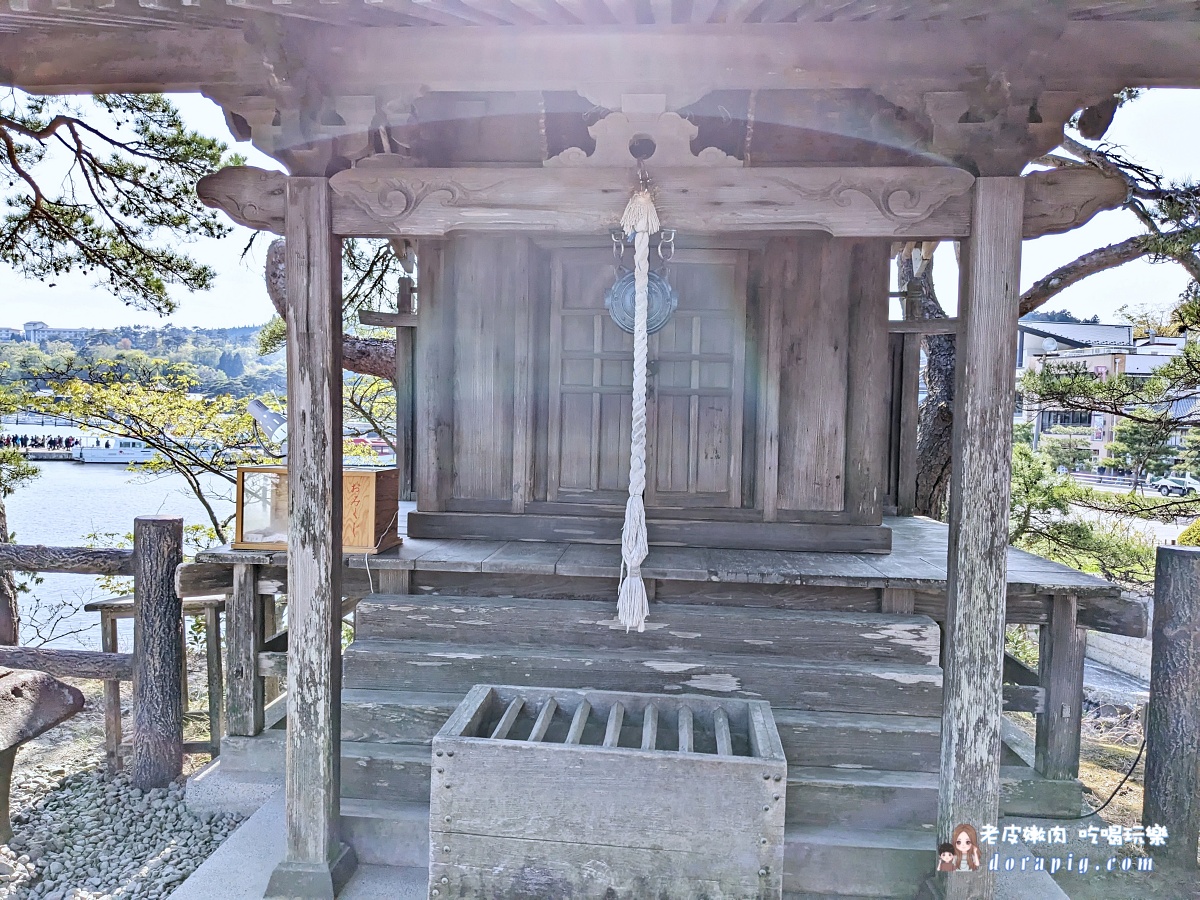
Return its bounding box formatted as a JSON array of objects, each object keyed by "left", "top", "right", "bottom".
[{"left": 545, "top": 111, "right": 740, "bottom": 169}]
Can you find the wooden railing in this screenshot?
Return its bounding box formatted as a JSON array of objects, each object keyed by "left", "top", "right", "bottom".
[
  {"left": 0, "top": 517, "right": 187, "bottom": 789},
  {"left": 176, "top": 553, "right": 382, "bottom": 739}
]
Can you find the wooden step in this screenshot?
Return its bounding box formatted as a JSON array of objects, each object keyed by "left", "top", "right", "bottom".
[
  {"left": 342, "top": 640, "right": 943, "bottom": 716},
  {"left": 785, "top": 826, "right": 933, "bottom": 898},
  {"left": 341, "top": 690, "right": 943, "bottom": 768},
  {"left": 336, "top": 800, "right": 932, "bottom": 899},
  {"left": 354, "top": 595, "right": 942, "bottom": 666},
  {"left": 341, "top": 742, "right": 431, "bottom": 802},
  {"left": 786, "top": 767, "right": 936, "bottom": 829},
  {"left": 774, "top": 710, "right": 941, "bottom": 773},
  {"left": 340, "top": 740, "right": 935, "bottom": 830},
  {"left": 342, "top": 689, "right": 459, "bottom": 744}
]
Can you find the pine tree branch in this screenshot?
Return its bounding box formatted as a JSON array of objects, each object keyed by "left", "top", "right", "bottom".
[{"left": 1019, "top": 235, "right": 1152, "bottom": 316}]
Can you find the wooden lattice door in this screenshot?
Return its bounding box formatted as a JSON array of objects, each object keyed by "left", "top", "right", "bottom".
[{"left": 547, "top": 248, "right": 747, "bottom": 510}]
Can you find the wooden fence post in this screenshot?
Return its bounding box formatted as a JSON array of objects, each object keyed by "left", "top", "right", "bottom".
[
  {"left": 1145, "top": 546, "right": 1200, "bottom": 868},
  {"left": 1035, "top": 594, "right": 1086, "bottom": 781},
  {"left": 131, "top": 516, "right": 184, "bottom": 790},
  {"left": 225, "top": 563, "right": 263, "bottom": 737}
]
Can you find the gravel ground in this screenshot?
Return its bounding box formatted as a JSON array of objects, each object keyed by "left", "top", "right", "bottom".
[{"left": 0, "top": 764, "right": 243, "bottom": 900}]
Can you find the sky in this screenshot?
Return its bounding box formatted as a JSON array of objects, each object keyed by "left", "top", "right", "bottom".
[{"left": 1, "top": 88, "right": 1199, "bottom": 330}]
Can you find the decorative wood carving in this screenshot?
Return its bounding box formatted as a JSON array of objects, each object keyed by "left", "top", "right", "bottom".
[
  {"left": 196, "top": 166, "right": 286, "bottom": 234},
  {"left": 1022, "top": 166, "right": 1127, "bottom": 238},
  {"left": 545, "top": 111, "right": 740, "bottom": 168},
  {"left": 198, "top": 164, "right": 978, "bottom": 238}
]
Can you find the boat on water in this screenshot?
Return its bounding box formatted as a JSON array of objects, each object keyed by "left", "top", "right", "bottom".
[{"left": 71, "top": 439, "right": 157, "bottom": 464}]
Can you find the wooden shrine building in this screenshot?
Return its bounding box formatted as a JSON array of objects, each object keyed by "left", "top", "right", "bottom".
[{"left": 6, "top": 4, "right": 1200, "bottom": 899}]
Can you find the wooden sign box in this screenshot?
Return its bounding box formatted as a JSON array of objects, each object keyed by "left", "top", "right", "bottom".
[
  {"left": 233, "top": 465, "right": 402, "bottom": 554},
  {"left": 430, "top": 685, "right": 787, "bottom": 899}
]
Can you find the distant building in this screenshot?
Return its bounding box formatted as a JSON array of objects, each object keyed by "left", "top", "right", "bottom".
[
  {"left": 1016, "top": 322, "right": 1134, "bottom": 374},
  {"left": 1028, "top": 333, "right": 1186, "bottom": 463},
  {"left": 23, "top": 321, "right": 92, "bottom": 344},
  {"left": 0, "top": 327, "right": 22, "bottom": 342}
]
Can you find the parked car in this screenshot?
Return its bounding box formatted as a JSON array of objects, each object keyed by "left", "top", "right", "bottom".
[{"left": 1149, "top": 474, "right": 1200, "bottom": 496}]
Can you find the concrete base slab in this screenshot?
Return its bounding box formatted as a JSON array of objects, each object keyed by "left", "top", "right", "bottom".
[
  {"left": 185, "top": 757, "right": 283, "bottom": 819},
  {"left": 169, "top": 791, "right": 287, "bottom": 900},
  {"left": 171, "top": 788, "right": 431, "bottom": 900}
]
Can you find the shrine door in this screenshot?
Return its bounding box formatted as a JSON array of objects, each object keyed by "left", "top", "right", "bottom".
[{"left": 547, "top": 248, "right": 747, "bottom": 510}]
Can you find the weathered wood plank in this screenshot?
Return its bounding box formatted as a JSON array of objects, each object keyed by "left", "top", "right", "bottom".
[
  {"left": 774, "top": 710, "right": 941, "bottom": 773},
  {"left": 0, "top": 544, "right": 133, "bottom": 576},
  {"left": 779, "top": 235, "right": 849, "bottom": 512},
  {"left": 938, "top": 176, "right": 1024, "bottom": 900},
  {"left": 344, "top": 642, "right": 944, "bottom": 715},
  {"left": 1002, "top": 684, "right": 1045, "bottom": 715},
  {"left": 407, "top": 511, "right": 891, "bottom": 552},
  {"left": 200, "top": 164, "right": 977, "bottom": 238},
  {"left": 354, "top": 595, "right": 942, "bottom": 665},
  {"left": 0, "top": 647, "right": 132, "bottom": 681}
]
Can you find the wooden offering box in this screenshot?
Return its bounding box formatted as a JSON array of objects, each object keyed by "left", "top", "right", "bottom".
[
  {"left": 430, "top": 685, "right": 787, "bottom": 899},
  {"left": 234, "top": 465, "right": 402, "bottom": 554}
]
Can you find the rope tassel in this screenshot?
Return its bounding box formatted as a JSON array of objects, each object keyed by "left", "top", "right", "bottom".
[{"left": 617, "top": 187, "right": 660, "bottom": 633}]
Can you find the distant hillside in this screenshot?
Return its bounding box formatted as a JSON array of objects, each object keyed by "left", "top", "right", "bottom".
[{"left": 0, "top": 323, "right": 286, "bottom": 398}]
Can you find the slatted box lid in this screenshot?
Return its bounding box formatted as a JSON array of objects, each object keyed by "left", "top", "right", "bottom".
[{"left": 429, "top": 685, "right": 786, "bottom": 899}]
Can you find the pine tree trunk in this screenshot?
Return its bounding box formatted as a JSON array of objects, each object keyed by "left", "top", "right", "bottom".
[
  {"left": 0, "top": 494, "right": 19, "bottom": 645},
  {"left": 897, "top": 254, "right": 957, "bottom": 520}
]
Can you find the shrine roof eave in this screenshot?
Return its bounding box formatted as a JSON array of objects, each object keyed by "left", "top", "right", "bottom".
[{"left": 4, "top": 20, "right": 1200, "bottom": 97}]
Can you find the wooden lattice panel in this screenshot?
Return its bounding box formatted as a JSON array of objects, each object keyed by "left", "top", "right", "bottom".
[{"left": 429, "top": 685, "right": 787, "bottom": 899}]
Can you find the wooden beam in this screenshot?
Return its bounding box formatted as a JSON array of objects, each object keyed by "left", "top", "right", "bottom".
[
  {"left": 358, "top": 310, "right": 418, "bottom": 328},
  {"left": 5, "top": 22, "right": 1197, "bottom": 98},
  {"left": 887, "top": 318, "right": 958, "bottom": 335},
  {"left": 265, "top": 177, "right": 357, "bottom": 898},
  {"left": 938, "top": 176, "right": 1024, "bottom": 900},
  {"left": 200, "top": 164, "right": 977, "bottom": 238},
  {"left": 1023, "top": 166, "right": 1129, "bottom": 239},
  {"left": 0, "top": 544, "right": 133, "bottom": 576},
  {"left": 0, "top": 647, "right": 133, "bottom": 681},
  {"left": 1002, "top": 651, "right": 1039, "bottom": 687}
]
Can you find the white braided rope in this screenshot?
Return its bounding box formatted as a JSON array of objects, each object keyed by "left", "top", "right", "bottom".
[{"left": 617, "top": 188, "right": 660, "bottom": 633}]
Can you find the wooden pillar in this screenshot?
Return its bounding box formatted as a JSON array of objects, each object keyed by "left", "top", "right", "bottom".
[
  {"left": 265, "top": 177, "right": 357, "bottom": 898},
  {"left": 937, "top": 177, "right": 1024, "bottom": 900},
  {"left": 1035, "top": 594, "right": 1086, "bottom": 781},
  {"left": 414, "top": 240, "right": 453, "bottom": 512},
  {"left": 396, "top": 276, "right": 416, "bottom": 502},
  {"left": 131, "top": 515, "right": 184, "bottom": 790},
  {"left": 225, "top": 563, "right": 263, "bottom": 737},
  {"left": 1144, "top": 546, "right": 1200, "bottom": 868}
]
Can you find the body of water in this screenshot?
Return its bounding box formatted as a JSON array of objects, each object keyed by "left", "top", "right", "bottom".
[{"left": 5, "top": 425, "right": 234, "bottom": 649}]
